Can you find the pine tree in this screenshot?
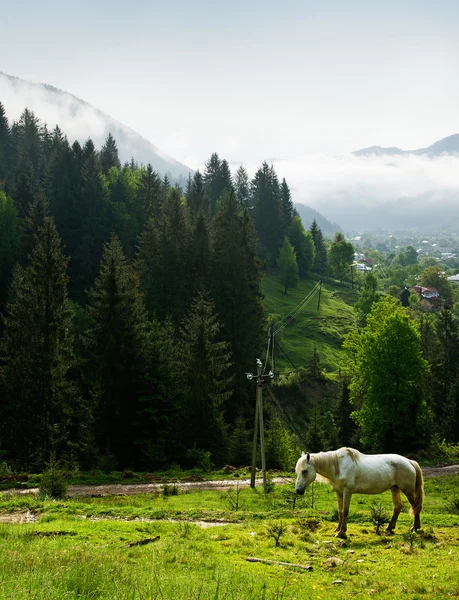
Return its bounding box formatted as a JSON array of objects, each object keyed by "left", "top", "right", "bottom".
[
  {"left": 309, "top": 219, "right": 328, "bottom": 274},
  {"left": 135, "top": 164, "right": 162, "bottom": 225},
  {"left": 73, "top": 149, "right": 109, "bottom": 297},
  {"left": 277, "top": 237, "right": 299, "bottom": 294},
  {"left": 234, "top": 165, "right": 250, "bottom": 209},
  {"left": 0, "top": 217, "right": 80, "bottom": 470},
  {"left": 287, "top": 216, "right": 315, "bottom": 276},
  {"left": 84, "top": 234, "right": 149, "bottom": 466},
  {"left": 135, "top": 316, "right": 179, "bottom": 467},
  {"left": 189, "top": 211, "right": 212, "bottom": 296},
  {"left": 0, "top": 101, "right": 11, "bottom": 182},
  {"left": 187, "top": 170, "right": 210, "bottom": 215},
  {"left": 137, "top": 188, "right": 190, "bottom": 323},
  {"left": 136, "top": 216, "right": 159, "bottom": 318},
  {"left": 204, "top": 152, "right": 222, "bottom": 215},
  {"left": 0, "top": 191, "right": 20, "bottom": 313},
  {"left": 11, "top": 162, "right": 37, "bottom": 220},
  {"left": 279, "top": 178, "right": 294, "bottom": 235},
  {"left": 99, "top": 133, "right": 121, "bottom": 173},
  {"left": 20, "top": 189, "right": 49, "bottom": 262},
  {"left": 211, "top": 190, "right": 265, "bottom": 420},
  {"left": 175, "top": 293, "right": 233, "bottom": 463},
  {"left": 250, "top": 162, "right": 283, "bottom": 264},
  {"left": 44, "top": 137, "right": 81, "bottom": 277},
  {"left": 15, "top": 109, "right": 42, "bottom": 181}
]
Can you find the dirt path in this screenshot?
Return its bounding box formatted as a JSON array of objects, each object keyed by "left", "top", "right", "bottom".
[{"left": 2, "top": 464, "right": 457, "bottom": 498}]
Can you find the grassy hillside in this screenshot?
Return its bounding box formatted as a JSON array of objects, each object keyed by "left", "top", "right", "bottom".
[{"left": 262, "top": 275, "right": 358, "bottom": 375}]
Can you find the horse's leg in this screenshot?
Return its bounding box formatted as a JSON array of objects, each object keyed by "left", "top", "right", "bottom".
[
  {"left": 336, "top": 490, "right": 351, "bottom": 538},
  {"left": 404, "top": 490, "right": 421, "bottom": 531},
  {"left": 335, "top": 493, "right": 343, "bottom": 533},
  {"left": 387, "top": 486, "right": 402, "bottom": 533}
]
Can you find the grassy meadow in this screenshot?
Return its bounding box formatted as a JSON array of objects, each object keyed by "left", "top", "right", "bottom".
[
  {"left": 262, "top": 275, "right": 358, "bottom": 374},
  {"left": 1, "top": 475, "right": 458, "bottom": 599}
]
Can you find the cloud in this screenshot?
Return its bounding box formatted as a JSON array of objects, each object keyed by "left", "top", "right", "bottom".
[{"left": 238, "top": 153, "right": 459, "bottom": 231}]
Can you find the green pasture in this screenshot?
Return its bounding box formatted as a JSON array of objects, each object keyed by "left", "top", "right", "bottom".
[
  {"left": 0, "top": 476, "right": 458, "bottom": 599},
  {"left": 262, "top": 275, "right": 358, "bottom": 374}
]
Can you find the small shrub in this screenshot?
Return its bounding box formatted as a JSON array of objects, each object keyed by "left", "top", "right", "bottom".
[
  {"left": 281, "top": 488, "right": 298, "bottom": 510},
  {"left": 266, "top": 521, "right": 284, "bottom": 547},
  {"left": 162, "top": 483, "right": 179, "bottom": 497},
  {"left": 265, "top": 473, "right": 275, "bottom": 494},
  {"left": 39, "top": 460, "right": 68, "bottom": 500},
  {"left": 121, "top": 469, "right": 137, "bottom": 480},
  {"left": 0, "top": 461, "right": 12, "bottom": 476},
  {"left": 226, "top": 484, "right": 243, "bottom": 511},
  {"left": 370, "top": 502, "right": 390, "bottom": 535},
  {"left": 178, "top": 522, "right": 193, "bottom": 538},
  {"left": 185, "top": 447, "right": 214, "bottom": 472}
]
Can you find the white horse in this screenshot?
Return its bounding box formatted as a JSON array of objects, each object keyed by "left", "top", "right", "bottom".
[{"left": 295, "top": 447, "right": 424, "bottom": 538}]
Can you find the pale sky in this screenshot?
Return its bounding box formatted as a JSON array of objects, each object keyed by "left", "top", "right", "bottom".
[{"left": 2, "top": 0, "right": 459, "bottom": 167}]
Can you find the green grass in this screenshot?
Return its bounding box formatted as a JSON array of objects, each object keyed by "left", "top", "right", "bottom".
[
  {"left": 263, "top": 275, "right": 358, "bottom": 374},
  {"left": 1, "top": 476, "right": 458, "bottom": 599}
]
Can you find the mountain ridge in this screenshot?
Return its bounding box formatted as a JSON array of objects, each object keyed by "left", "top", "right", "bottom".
[
  {"left": 0, "top": 72, "right": 192, "bottom": 180},
  {"left": 354, "top": 133, "right": 459, "bottom": 157}
]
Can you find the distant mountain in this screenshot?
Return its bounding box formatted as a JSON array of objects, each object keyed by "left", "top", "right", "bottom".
[
  {"left": 354, "top": 134, "right": 459, "bottom": 157},
  {"left": 0, "top": 72, "right": 192, "bottom": 180},
  {"left": 294, "top": 204, "right": 342, "bottom": 235}
]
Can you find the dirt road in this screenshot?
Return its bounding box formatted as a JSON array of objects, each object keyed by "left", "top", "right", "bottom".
[{"left": 2, "top": 464, "right": 457, "bottom": 498}]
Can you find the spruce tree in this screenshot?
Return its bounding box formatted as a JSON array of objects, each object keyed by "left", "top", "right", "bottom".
[
  {"left": 99, "top": 133, "right": 121, "bottom": 173},
  {"left": 187, "top": 170, "right": 210, "bottom": 215},
  {"left": 0, "top": 217, "right": 80, "bottom": 470},
  {"left": 135, "top": 164, "right": 162, "bottom": 225},
  {"left": 234, "top": 165, "right": 250, "bottom": 209},
  {"left": 175, "top": 293, "right": 233, "bottom": 463},
  {"left": 73, "top": 149, "right": 109, "bottom": 297},
  {"left": 0, "top": 101, "right": 11, "bottom": 182},
  {"left": 136, "top": 216, "right": 159, "bottom": 318},
  {"left": 204, "top": 152, "right": 222, "bottom": 215},
  {"left": 152, "top": 187, "right": 190, "bottom": 323},
  {"left": 135, "top": 316, "right": 180, "bottom": 467},
  {"left": 0, "top": 191, "right": 20, "bottom": 313},
  {"left": 189, "top": 211, "right": 212, "bottom": 297},
  {"left": 211, "top": 190, "right": 265, "bottom": 420},
  {"left": 20, "top": 189, "right": 49, "bottom": 262},
  {"left": 280, "top": 178, "right": 294, "bottom": 235},
  {"left": 309, "top": 219, "right": 328, "bottom": 274},
  {"left": 250, "top": 162, "right": 283, "bottom": 264},
  {"left": 84, "top": 234, "right": 149, "bottom": 466},
  {"left": 287, "top": 216, "right": 315, "bottom": 276}
]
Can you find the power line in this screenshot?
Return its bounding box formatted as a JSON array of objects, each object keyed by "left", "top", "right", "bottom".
[
  {"left": 272, "top": 283, "right": 321, "bottom": 336},
  {"left": 276, "top": 340, "right": 298, "bottom": 370}
]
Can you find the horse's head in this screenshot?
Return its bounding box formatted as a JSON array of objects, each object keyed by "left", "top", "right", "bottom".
[{"left": 295, "top": 452, "right": 316, "bottom": 495}]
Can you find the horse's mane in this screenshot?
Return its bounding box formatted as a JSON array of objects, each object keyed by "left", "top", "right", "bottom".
[{"left": 312, "top": 447, "right": 360, "bottom": 483}]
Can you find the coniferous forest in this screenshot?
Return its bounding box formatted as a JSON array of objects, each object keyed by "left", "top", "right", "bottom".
[
  {"left": 0, "top": 104, "right": 314, "bottom": 472},
  {"left": 1, "top": 104, "right": 459, "bottom": 475}
]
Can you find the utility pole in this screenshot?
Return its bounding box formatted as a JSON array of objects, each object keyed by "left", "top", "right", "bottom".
[
  {"left": 247, "top": 358, "right": 274, "bottom": 493},
  {"left": 317, "top": 280, "right": 322, "bottom": 313}
]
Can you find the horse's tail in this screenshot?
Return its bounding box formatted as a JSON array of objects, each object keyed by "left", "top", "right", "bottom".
[{"left": 409, "top": 460, "right": 424, "bottom": 516}]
